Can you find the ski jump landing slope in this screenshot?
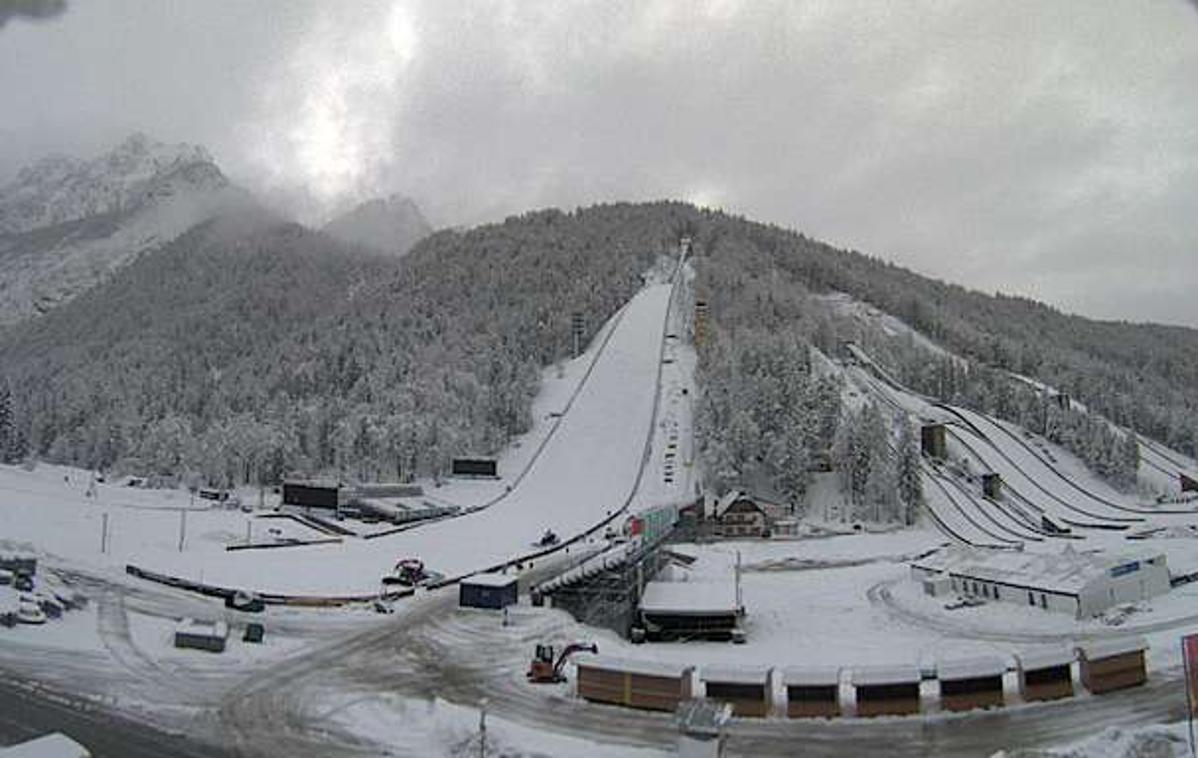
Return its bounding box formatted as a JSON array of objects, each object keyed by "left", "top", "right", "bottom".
[{"left": 135, "top": 282, "right": 676, "bottom": 596}]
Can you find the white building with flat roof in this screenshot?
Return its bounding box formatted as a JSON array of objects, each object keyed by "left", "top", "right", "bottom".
[{"left": 911, "top": 546, "right": 1170, "bottom": 619}]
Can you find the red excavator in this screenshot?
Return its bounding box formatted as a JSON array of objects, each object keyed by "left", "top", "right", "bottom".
[{"left": 526, "top": 642, "right": 598, "bottom": 684}]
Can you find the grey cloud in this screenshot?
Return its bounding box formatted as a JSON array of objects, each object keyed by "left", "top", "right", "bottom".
[{"left": 1, "top": 0, "right": 1196, "bottom": 326}]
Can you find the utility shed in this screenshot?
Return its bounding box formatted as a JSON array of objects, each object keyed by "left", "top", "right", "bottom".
[
  {"left": 174, "top": 618, "right": 229, "bottom": 653},
  {"left": 459, "top": 573, "right": 518, "bottom": 609},
  {"left": 1079, "top": 637, "right": 1148, "bottom": 694},
  {"left": 851, "top": 665, "right": 921, "bottom": 717},
  {"left": 936, "top": 656, "right": 1006, "bottom": 712},
  {"left": 1015, "top": 647, "right": 1075, "bottom": 702},
  {"left": 700, "top": 666, "right": 772, "bottom": 717},
  {"left": 782, "top": 667, "right": 842, "bottom": 718},
  {"left": 576, "top": 655, "right": 694, "bottom": 712}
]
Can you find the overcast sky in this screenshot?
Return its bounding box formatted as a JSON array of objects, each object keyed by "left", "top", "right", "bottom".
[{"left": 1, "top": 1, "right": 1195, "bottom": 326}]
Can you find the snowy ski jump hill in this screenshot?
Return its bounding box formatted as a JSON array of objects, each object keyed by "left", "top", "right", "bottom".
[
  {"left": 22, "top": 277, "right": 678, "bottom": 597},
  {"left": 843, "top": 341, "right": 1198, "bottom": 569}
]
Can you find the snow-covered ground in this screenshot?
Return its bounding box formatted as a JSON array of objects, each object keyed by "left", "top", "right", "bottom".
[
  {"left": 991, "top": 722, "right": 1192, "bottom": 758},
  {"left": 0, "top": 278, "right": 678, "bottom": 597}
]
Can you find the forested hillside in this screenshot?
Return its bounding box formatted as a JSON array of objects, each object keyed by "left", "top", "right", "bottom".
[
  {"left": 1, "top": 199, "right": 1195, "bottom": 509},
  {"left": 0, "top": 204, "right": 693, "bottom": 486}
]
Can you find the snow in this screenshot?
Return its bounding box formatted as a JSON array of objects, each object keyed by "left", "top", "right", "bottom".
[
  {"left": 990, "top": 723, "right": 1191, "bottom": 758},
  {"left": 174, "top": 617, "right": 228, "bottom": 639},
  {"left": 639, "top": 579, "right": 738, "bottom": 615},
  {"left": 781, "top": 666, "right": 842, "bottom": 686},
  {"left": 0, "top": 279, "right": 677, "bottom": 598},
  {"left": 935, "top": 655, "right": 1007, "bottom": 681},
  {"left": 323, "top": 693, "right": 669, "bottom": 758},
  {"left": 460, "top": 573, "right": 517, "bottom": 589},
  {"left": 913, "top": 546, "right": 1164, "bottom": 595},
  {"left": 1013, "top": 647, "right": 1075, "bottom": 670},
  {"left": 0, "top": 732, "right": 91, "bottom": 757},
  {"left": 1078, "top": 636, "right": 1148, "bottom": 661},
  {"left": 576, "top": 654, "right": 692, "bottom": 678},
  {"left": 699, "top": 664, "right": 771, "bottom": 684},
  {"left": 850, "top": 664, "right": 921, "bottom": 686}
]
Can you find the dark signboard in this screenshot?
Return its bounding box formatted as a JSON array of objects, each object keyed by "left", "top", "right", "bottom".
[
  {"left": 451, "top": 458, "right": 498, "bottom": 478},
  {"left": 282, "top": 482, "right": 339, "bottom": 508}
]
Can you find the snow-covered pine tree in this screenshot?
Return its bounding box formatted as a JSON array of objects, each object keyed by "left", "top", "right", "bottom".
[{"left": 895, "top": 418, "right": 922, "bottom": 525}]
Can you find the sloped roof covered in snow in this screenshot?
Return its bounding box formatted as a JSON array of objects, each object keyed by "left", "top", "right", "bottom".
[
  {"left": 714, "top": 490, "right": 766, "bottom": 518},
  {"left": 1015, "top": 647, "right": 1076, "bottom": 671},
  {"left": 782, "top": 666, "right": 842, "bottom": 687},
  {"left": 576, "top": 655, "right": 693, "bottom": 679},
  {"left": 701, "top": 665, "right": 771, "bottom": 685},
  {"left": 936, "top": 656, "right": 1007, "bottom": 681},
  {"left": 912, "top": 546, "right": 1165, "bottom": 595},
  {"left": 1079, "top": 636, "right": 1148, "bottom": 661},
  {"left": 851, "top": 664, "right": 921, "bottom": 687},
  {"left": 639, "top": 579, "right": 739, "bottom": 616}
]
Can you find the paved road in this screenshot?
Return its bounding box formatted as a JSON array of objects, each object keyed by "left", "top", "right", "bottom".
[{"left": 0, "top": 677, "right": 226, "bottom": 757}]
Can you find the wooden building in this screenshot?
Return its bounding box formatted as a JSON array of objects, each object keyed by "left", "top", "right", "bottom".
[
  {"left": 936, "top": 656, "right": 1006, "bottom": 712},
  {"left": 850, "top": 665, "right": 922, "bottom": 717},
  {"left": 701, "top": 666, "right": 772, "bottom": 717},
  {"left": 1079, "top": 637, "right": 1148, "bottom": 694},
  {"left": 715, "top": 492, "right": 768, "bottom": 538},
  {"left": 782, "top": 666, "right": 842, "bottom": 718},
  {"left": 1014, "top": 647, "right": 1075, "bottom": 702},
  {"left": 576, "top": 656, "right": 694, "bottom": 712}
]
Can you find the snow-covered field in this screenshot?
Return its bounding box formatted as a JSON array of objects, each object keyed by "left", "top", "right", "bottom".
[{"left": 0, "top": 279, "right": 678, "bottom": 598}]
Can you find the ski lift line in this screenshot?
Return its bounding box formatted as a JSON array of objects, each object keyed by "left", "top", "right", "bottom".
[
  {"left": 429, "top": 247, "right": 689, "bottom": 591},
  {"left": 941, "top": 423, "right": 1129, "bottom": 528},
  {"left": 955, "top": 404, "right": 1194, "bottom": 517},
  {"left": 936, "top": 404, "right": 1149, "bottom": 521}
]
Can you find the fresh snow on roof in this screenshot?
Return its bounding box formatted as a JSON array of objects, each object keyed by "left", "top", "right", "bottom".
[
  {"left": 935, "top": 655, "right": 1007, "bottom": 681},
  {"left": 850, "top": 664, "right": 921, "bottom": 687},
  {"left": 639, "top": 579, "right": 738, "bottom": 616},
  {"left": 700, "top": 665, "right": 771, "bottom": 684},
  {"left": 913, "top": 545, "right": 1164, "bottom": 594},
  {"left": 575, "top": 655, "right": 692, "bottom": 679},
  {"left": 1078, "top": 636, "right": 1148, "bottom": 661},
  {"left": 460, "top": 572, "right": 517, "bottom": 588},
  {"left": 1014, "top": 647, "right": 1076, "bottom": 671},
  {"left": 782, "top": 666, "right": 842, "bottom": 686}
]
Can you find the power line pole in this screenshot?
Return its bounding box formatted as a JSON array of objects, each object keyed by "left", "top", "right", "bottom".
[{"left": 178, "top": 508, "right": 187, "bottom": 552}]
